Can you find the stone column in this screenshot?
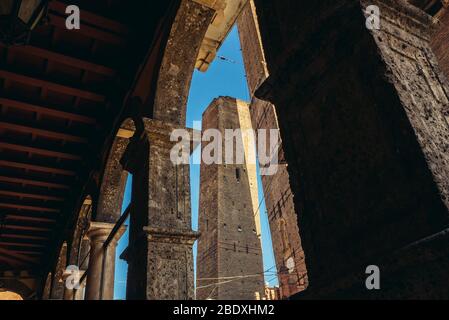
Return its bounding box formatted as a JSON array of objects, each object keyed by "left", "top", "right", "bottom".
[
  {"left": 121, "top": 118, "right": 198, "bottom": 300},
  {"left": 73, "top": 273, "right": 86, "bottom": 300},
  {"left": 253, "top": 0, "right": 449, "bottom": 298},
  {"left": 84, "top": 222, "right": 126, "bottom": 300},
  {"left": 41, "top": 272, "right": 52, "bottom": 300},
  {"left": 67, "top": 270, "right": 87, "bottom": 300}
]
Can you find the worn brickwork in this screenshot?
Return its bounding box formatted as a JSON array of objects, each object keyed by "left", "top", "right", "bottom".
[
  {"left": 237, "top": 0, "right": 308, "bottom": 297},
  {"left": 254, "top": 0, "right": 449, "bottom": 298},
  {"left": 237, "top": 0, "right": 268, "bottom": 97},
  {"left": 196, "top": 97, "right": 264, "bottom": 300}
]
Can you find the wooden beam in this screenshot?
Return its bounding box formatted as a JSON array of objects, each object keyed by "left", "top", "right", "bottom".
[
  {"left": 0, "top": 203, "right": 60, "bottom": 213},
  {"left": 48, "top": 14, "right": 126, "bottom": 46},
  {"left": 0, "top": 160, "right": 76, "bottom": 176},
  {"left": 0, "top": 190, "right": 64, "bottom": 202},
  {"left": 7, "top": 250, "right": 44, "bottom": 256},
  {"left": 5, "top": 215, "right": 57, "bottom": 224},
  {"left": 0, "top": 141, "right": 82, "bottom": 161},
  {"left": 50, "top": 1, "right": 130, "bottom": 36},
  {"left": 0, "top": 247, "right": 40, "bottom": 263},
  {"left": 0, "top": 122, "right": 88, "bottom": 143},
  {"left": 0, "top": 98, "right": 96, "bottom": 125},
  {"left": 2, "top": 225, "right": 52, "bottom": 232},
  {"left": 0, "top": 255, "right": 23, "bottom": 267},
  {"left": 0, "top": 176, "right": 70, "bottom": 189},
  {"left": 0, "top": 242, "right": 45, "bottom": 248},
  {"left": 0, "top": 234, "right": 48, "bottom": 241},
  {"left": 6, "top": 45, "right": 116, "bottom": 76},
  {"left": 0, "top": 70, "right": 106, "bottom": 102}
]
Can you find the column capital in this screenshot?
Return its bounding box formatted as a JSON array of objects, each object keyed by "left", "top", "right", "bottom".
[
  {"left": 143, "top": 226, "right": 199, "bottom": 245},
  {"left": 86, "top": 221, "right": 126, "bottom": 245}
]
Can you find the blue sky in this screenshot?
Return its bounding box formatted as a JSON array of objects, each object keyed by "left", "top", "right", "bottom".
[{"left": 113, "top": 25, "right": 277, "bottom": 300}]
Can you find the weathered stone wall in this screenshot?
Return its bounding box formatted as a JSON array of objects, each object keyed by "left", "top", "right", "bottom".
[
  {"left": 366, "top": 0, "right": 449, "bottom": 209},
  {"left": 96, "top": 137, "right": 130, "bottom": 223},
  {"left": 254, "top": 0, "right": 449, "bottom": 298},
  {"left": 122, "top": 0, "right": 215, "bottom": 300},
  {"left": 237, "top": 0, "right": 308, "bottom": 297},
  {"left": 123, "top": 118, "right": 197, "bottom": 300},
  {"left": 196, "top": 97, "right": 264, "bottom": 300},
  {"left": 153, "top": 0, "right": 215, "bottom": 125}
]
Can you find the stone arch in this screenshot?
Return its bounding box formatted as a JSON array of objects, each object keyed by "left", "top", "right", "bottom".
[
  {"left": 82, "top": 119, "right": 135, "bottom": 300},
  {"left": 152, "top": 0, "right": 216, "bottom": 125},
  {"left": 95, "top": 118, "right": 136, "bottom": 223},
  {"left": 60, "top": 195, "right": 93, "bottom": 300}
]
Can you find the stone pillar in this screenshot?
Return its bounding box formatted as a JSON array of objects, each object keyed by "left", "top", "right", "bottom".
[
  {"left": 84, "top": 222, "right": 126, "bottom": 300},
  {"left": 121, "top": 118, "right": 198, "bottom": 300},
  {"left": 49, "top": 242, "right": 67, "bottom": 300},
  {"left": 253, "top": 0, "right": 449, "bottom": 298},
  {"left": 41, "top": 272, "right": 52, "bottom": 300},
  {"left": 119, "top": 0, "right": 213, "bottom": 300}
]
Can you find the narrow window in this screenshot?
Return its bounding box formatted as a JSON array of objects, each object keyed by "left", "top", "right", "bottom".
[{"left": 235, "top": 168, "right": 240, "bottom": 182}]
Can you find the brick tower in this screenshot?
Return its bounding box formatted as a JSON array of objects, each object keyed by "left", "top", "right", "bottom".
[{"left": 196, "top": 97, "right": 264, "bottom": 300}]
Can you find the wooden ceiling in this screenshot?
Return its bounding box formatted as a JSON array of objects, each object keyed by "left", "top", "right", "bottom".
[{"left": 0, "top": 0, "right": 174, "bottom": 273}]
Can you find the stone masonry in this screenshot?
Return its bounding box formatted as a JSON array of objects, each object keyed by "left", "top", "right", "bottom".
[
  {"left": 254, "top": 0, "right": 449, "bottom": 298},
  {"left": 196, "top": 97, "right": 264, "bottom": 300}
]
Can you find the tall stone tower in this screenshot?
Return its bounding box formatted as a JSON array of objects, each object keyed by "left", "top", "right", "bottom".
[{"left": 196, "top": 97, "right": 264, "bottom": 300}]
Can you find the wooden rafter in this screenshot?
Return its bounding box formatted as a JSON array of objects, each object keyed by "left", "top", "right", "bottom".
[{"left": 0, "top": 98, "right": 96, "bottom": 125}]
